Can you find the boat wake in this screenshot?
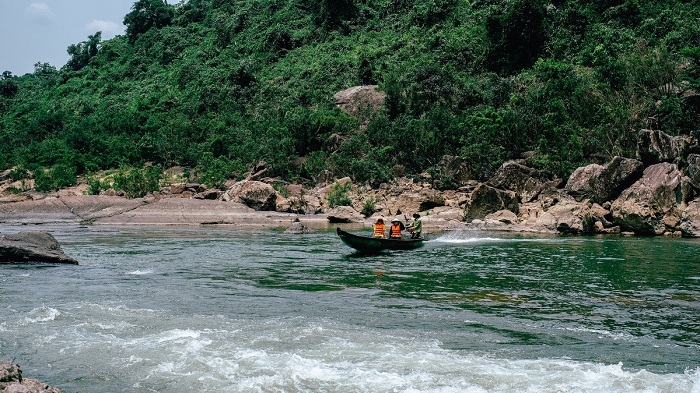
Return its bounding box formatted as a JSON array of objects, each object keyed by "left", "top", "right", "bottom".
[
  {"left": 430, "top": 231, "right": 507, "bottom": 244},
  {"left": 428, "top": 230, "right": 564, "bottom": 245}
]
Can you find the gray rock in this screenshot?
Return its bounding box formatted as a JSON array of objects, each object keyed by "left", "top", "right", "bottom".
[
  {"left": 0, "top": 231, "right": 78, "bottom": 264},
  {"left": 610, "top": 163, "right": 685, "bottom": 235},
  {"left": 487, "top": 161, "right": 553, "bottom": 203},
  {"left": 547, "top": 197, "right": 596, "bottom": 234},
  {"left": 223, "top": 181, "right": 277, "bottom": 211},
  {"left": 284, "top": 217, "right": 314, "bottom": 234},
  {"left": 326, "top": 206, "right": 364, "bottom": 223},
  {"left": 679, "top": 199, "right": 700, "bottom": 237},
  {"left": 590, "top": 156, "right": 644, "bottom": 203},
  {"left": 193, "top": 189, "right": 222, "bottom": 200},
  {"left": 334, "top": 85, "right": 386, "bottom": 121},
  {"left": 565, "top": 163, "right": 604, "bottom": 201},
  {"left": 686, "top": 153, "right": 700, "bottom": 190},
  {"left": 636, "top": 129, "right": 686, "bottom": 166},
  {"left": 464, "top": 184, "right": 519, "bottom": 222},
  {"left": 566, "top": 157, "right": 645, "bottom": 204},
  {"left": 0, "top": 361, "right": 61, "bottom": 392}
]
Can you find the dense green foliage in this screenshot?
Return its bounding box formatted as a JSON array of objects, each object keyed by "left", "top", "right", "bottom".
[{"left": 1, "top": 0, "right": 699, "bottom": 190}]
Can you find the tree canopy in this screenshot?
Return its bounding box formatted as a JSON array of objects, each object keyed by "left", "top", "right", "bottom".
[{"left": 1, "top": 0, "right": 699, "bottom": 191}]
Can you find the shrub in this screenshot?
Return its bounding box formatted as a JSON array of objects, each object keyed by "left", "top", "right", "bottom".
[
  {"left": 361, "top": 196, "right": 379, "bottom": 217},
  {"left": 34, "top": 164, "right": 77, "bottom": 192},
  {"left": 85, "top": 174, "right": 109, "bottom": 195},
  {"left": 9, "top": 167, "right": 29, "bottom": 182},
  {"left": 112, "top": 165, "right": 163, "bottom": 198},
  {"left": 196, "top": 153, "right": 242, "bottom": 189},
  {"left": 327, "top": 182, "right": 352, "bottom": 208}
]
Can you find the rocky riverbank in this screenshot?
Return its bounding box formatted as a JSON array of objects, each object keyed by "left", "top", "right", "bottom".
[
  {"left": 2, "top": 128, "right": 700, "bottom": 237},
  {"left": 0, "top": 361, "right": 61, "bottom": 393}
]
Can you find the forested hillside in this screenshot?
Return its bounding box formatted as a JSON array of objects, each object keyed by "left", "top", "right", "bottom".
[{"left": 1, "top": 0, "right": 699, "bottom": 193}]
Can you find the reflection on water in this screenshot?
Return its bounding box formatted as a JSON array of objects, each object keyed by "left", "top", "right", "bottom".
[{"left": 0, "top": 225, "right": 698, "bottom": 392}]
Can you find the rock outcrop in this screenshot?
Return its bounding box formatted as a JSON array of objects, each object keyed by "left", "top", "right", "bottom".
[
  {"left": 284, "top": 217, "right": 314, "bottom": 234},
  {"left": 487, "top": 160, "right": 556, "bottom": 203},
  {"left": 610, "top": 163, "right": 686, "bottom": 235},
  {"left": 637, "top": 129, "right": 686, "bottom": 166},
  {"left": 4, "top": 124, "right": 700, "bottom": 237},
  {"left": 326, "top": 206, "right": 365, "bottom": 223},
  {"left": 565, "top": 157, "right": 644, "bottom": 204},
  {"left": 222, "top": 180, "right": 277, "bottom": 211},
  {"left": 0, "top": 361, "right": 61, "bottom": 393},
  {"left": 334, "top": 85, "right": 386, "bottom": 122},
  {"left": 0, "top": 231, "right": 78, "bottom": 264},
  {"left": 464, "top": 184, "right": 519, "bottom": 222}
]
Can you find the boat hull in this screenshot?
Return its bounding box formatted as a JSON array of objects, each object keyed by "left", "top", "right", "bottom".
[{"left": 336, "top": 228, "right": 424, "bottom": 253}]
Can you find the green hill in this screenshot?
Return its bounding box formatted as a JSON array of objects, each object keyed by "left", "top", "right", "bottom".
[{"left": 1, "top": 0, "right": 699, "bottom": 194}]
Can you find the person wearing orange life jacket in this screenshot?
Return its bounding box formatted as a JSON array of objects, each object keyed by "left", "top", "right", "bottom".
[
  {"left": 388, "top": 216, "right": 405, "bottom": 239},
  {"left": 373, "top": 218, "right": 386, "bottom": 238}
]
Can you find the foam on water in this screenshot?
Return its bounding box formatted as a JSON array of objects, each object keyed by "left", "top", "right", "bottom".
[
  {"left": 22, "top": 305, "right": 60, "bottom": 324},
  {"left": 128, "top": 269, "right": 154, "bottom": 275},
  {"left": 7, "top": 303, "right": 694, "bottom": 393},
  {"left": 430, "top": 230, "right": 561, "bottom": 245},
  {"left": 431, "top": 232, "right": 506, "bottom": 244},
  {"left": 561, "top": 327, "right": 632, "bottom": 341}
]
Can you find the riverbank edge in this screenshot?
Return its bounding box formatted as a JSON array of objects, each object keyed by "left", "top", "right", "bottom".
[{"left": 0, "top": 192, "right": 551, "bottom": 235}]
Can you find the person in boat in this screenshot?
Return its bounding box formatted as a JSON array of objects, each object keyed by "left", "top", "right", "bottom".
[
  {"left": 388, "top": 216, "right": 405, "bottom": 239},
  {"left": 373, "top": 218, "right": 386, "bottom": 238},
  {"left": 407, "top": 213, "right": 422, "bottom": 239}
]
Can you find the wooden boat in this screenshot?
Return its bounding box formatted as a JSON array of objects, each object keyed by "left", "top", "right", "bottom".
[{"left": 336, "top": 228, "right": 424, "bottom": 253}]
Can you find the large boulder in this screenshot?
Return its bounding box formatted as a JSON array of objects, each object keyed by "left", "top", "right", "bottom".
[
  {"left": 685, "top": 153, "right": 700, "bottom": 190},
  {"left": 636, "top": 129, "right": 686, "bottom": 166},
  {"left": 223, "top": 181, "right": 277, "bottom": 211},
  {"left": 565, "top": 163, "right": 604, "bottom": 201},
  {"left": 326, "top": 206, "right": 364, "bottom": 223},
  {"left": 610, "top": 163, "right": 687, "bottom": 235},
  {"left": 334, "top": 85, "right": 386, "bottom": 122},
  {"left": 565, "top": 157, "right": 644, "bottom": 204},
  {"left": 551, "top": 199, "right": 616, "bottom": 234},
  {"left": 679, "top": 199, "right": 700, "bottom": 237},
  {"left": 464, "top": 184, "right": 519, "bottom": 222},
  {"left": 0, "top": 231, "right": 78, "bottom": 264},
  {"left": 487, "top": 161, "right": 554, "bottom": 203},
  {"left": 590, "top": 156, "right": 644, "bottom": 203},
  {"left": 389, "top": 189, "right": 445, "bottom": 216}
]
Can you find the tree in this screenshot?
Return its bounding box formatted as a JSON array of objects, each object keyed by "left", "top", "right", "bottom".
[
  {"left": 0, "top": 71, "right": 18, "bottom": 99},
  {"left": 485, "top": 0, "right": 547, "bottom": 75},
  {"left": 66, "top": 32, "right": 102, "bottom": 71},
  {"left": 124, "top": 0, "right": 175, "bottom": 43}
]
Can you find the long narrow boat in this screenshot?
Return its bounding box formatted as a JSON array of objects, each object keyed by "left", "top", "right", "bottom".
[{"left": 336, "top": 228, "right": 424, "bottom": 253}]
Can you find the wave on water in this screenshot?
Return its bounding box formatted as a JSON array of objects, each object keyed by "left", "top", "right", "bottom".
[
  {"left": 21, "top": 312, "right": 696, "bottom": 393},
  {"left": 23, "top": 305, "right": 60, "bottom": 324},
  {"left": 128, "top": 269, "right": 154, "bottom": 275}
]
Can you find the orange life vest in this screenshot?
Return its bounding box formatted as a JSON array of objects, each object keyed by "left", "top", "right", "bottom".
[
  {"left": 373, "top": 223, "right": 385, "bottom": 237},
  {"left": 390, "top": 223, "right": 402, "bottom": 238}
]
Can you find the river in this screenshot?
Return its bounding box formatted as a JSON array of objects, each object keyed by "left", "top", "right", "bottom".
[{"left": 0, "top": 225, "right": 698, "bottom": 392}]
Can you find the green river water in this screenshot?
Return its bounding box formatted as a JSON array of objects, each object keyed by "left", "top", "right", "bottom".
[{"left": 0, "top": 225, "right": 698, "bottom": 392}]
